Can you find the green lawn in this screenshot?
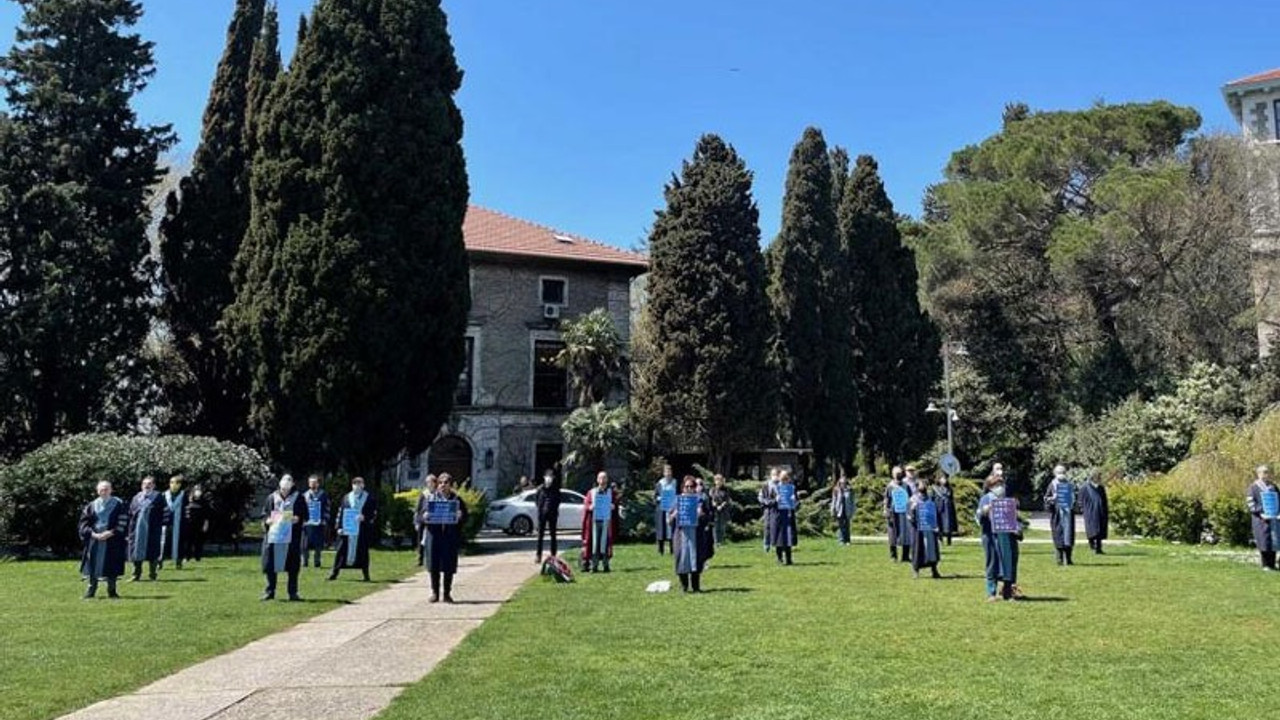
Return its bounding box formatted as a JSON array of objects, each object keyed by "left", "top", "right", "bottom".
[
  {"left": 378, "top": 538, "right": 1280, "bottom": 720},
  {"left": 0, "top": 548, "right": 421, "bottom": 720}
]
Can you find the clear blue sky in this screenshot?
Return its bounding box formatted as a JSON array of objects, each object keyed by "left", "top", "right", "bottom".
[{"left": 1, "top": 1, "right": 1277, "bottom": 249}]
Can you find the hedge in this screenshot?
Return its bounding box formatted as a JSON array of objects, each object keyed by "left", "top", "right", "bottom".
[
  {"left": 1110, "top": 480, "right": 1251, "bottom": 546},
  {"left": 0, "top": 433, "right": 270, "bottom": 556}
]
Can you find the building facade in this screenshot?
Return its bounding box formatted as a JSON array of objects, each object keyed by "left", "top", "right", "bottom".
[{"left": 387, "top": 206, "right": 648, "bottom": 496}]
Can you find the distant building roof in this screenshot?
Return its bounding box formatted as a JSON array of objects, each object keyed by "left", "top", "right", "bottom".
[
  {"left": 1225, "top": 68, "right": 1280, "bottom": 90},
  {"left": 464, "top": 206, "right": 648, "bottom": 270}
]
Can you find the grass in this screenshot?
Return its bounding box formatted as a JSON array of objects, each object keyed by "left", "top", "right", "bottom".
[
  {"left": 0, "top": 548, "right": 421, "bottom": 720},
  {"left": 377, "top": 537, "right": 1280, "bottom": 720}
]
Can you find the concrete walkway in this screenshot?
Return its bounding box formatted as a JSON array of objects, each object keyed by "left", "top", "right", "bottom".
[{"left": 60, "top": 534, "right": 548, "bottom": 720}]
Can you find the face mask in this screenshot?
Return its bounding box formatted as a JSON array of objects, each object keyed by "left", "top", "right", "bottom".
[
  {"left": 544, "top": 476, "right": 553, "bottom": 486},
  {"left": 991, "top": 485, "right": 1006, "bottom": 499},
  {"left": 353, "top": 485, "right": 364, "bottom": 494},
  {"left": 193, "top": 490, "right": 203, "bottom": 499}
]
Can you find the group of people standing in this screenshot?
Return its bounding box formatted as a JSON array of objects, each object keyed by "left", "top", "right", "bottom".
[{"left": 651, "top": 466, "right": 722, "bottom": 592}]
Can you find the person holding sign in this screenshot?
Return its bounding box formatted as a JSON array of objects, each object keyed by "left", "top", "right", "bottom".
[
  {"left": 830, "top": 476, "right": 855, "bottom": 546},
  {"left": 758, "top": 469, "right": 780, "bottom": 553},
  {"left": 414, "top": 475, "right": 440, "bottom": 565},
  {"left": 976, "top": 474, "right": 1022, "bottom": 601},
  {"left": 654, "top": 465, "right": 678, "bottom": 555},
  {"left": 79, "top": 481, "right": 129, "bottom": 599},
  {"left": 328, "top": 477, "right": 378, "bottom": 582},
  {"left": 1246, "top": 465, "right": 1280, "bottom": 571},
  {"left": 302, "top": 474, "right": 329, "bottom": 568},
  {"left": 1044, "top": 465, "right": 1077, "bottom": 566},
  {"left": 883, "top": 467, "right": 911, "bottom": 563},
  {"left": 261, "top": 475, "right": 307, "bottom": 601},
  {"left": 772, "top": 471, "right": 799, "bottom": 565},
  {"left": 909, "top": 480, "right": 942, "bottom": 579},
  {"left": 1080, "top": 472, "right": 1110, "bottom": 554},
  {"left": 581, "top": 471, "right": 618, "bottom": 572},
  {"left": 423, "top": 473, "right": 469, "bottom": 603},
  {"left": 671, "top": 476, "right": 705, "bottom": 592},
  {"left": 932, "top": 475, "right": 958, "bottom": 546}
]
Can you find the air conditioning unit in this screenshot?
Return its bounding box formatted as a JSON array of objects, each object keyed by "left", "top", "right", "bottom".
[{"left": 543, "top": 304, "right": 562, "bottom": 320}]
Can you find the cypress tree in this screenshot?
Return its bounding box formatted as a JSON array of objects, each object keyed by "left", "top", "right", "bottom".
[
  {"left": 636, "top": 134, "right": 773, "bottom": 472},
  {"left": 226, "top": 0, "right": 470, "bottom": 476},
  {"left": 841, "top": 155, "right": 940, "bottom": 470},
  {"left": 0, "top": 0, "right": 174, "bottom": 455},
  {"left": 157, "top": 0, "right": 265, "bottom": 440}
]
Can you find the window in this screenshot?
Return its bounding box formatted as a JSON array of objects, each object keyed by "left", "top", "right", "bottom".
[
  {"left": 454, "top": 337, "right": 475, "bottom": 406},
  {"left": 559, "top": 490, "right": 583, "bottom": 505},
  {"left": 1275, "top": 99, "right": 1280, "bottom": 141},
  {"left": 532, "top": 341, "right": 568, "bottom": 408},
  {"left": 534, "top": 442, "right": 564, "bottom": 479},
  {"left": 540, "top": 277, "right": 567, "bottom": 306}
]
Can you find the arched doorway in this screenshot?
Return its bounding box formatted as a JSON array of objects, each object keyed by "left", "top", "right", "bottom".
[{"left": 428, "top": 435, "right": 474, "bottom": 485}]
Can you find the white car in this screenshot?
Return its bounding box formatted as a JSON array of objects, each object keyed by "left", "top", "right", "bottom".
[{"left": 485, "top": 488, "right": 585, "bottom": 536}]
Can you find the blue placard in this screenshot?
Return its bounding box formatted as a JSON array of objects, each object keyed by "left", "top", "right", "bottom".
[
  {"left": 677, "top": 495, "right": 700, "bottom": 528},
  {"left": 659, "top": 484, "right": 677, "bottom": 512},
  {"left": 1263, "top": 490, "right": 1279, "bottom": 519},
  {"left": 891, "top": 487, "right": 909, "bottom": 514},
  {"left": 1056, "top": 482, "right": 1075, "bottom": 509},
  {"left": 307, "top": 500, "right": 322, "bottom": 525},
  {"left": 341, "top": 507, "right": 360, "bottom": 535},
  {"left": 593, "top": 490, "right": 613, "bottom": 521},
  {"left": 426, "top": 500, "right": 459, "bottom": 524},
  {"left": 990, "top": 498, "right": 1019, "bottom": 534},
  {"left": 777, "top": 484, "right": 797, "bottom": 511},
  {"left": 917, "top": 500, "right": 938, "bottom": 532}
]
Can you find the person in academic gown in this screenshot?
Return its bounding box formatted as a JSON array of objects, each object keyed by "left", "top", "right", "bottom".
[
  {"left": 671, "top": 476, "right": 704, "bottom": 592},
  {"left": 159, "top": 475, "right": 187, "bottom": 570},
  {"left": 127, "top": 476, "right": 165, "bottom": 581},
  {"left": 758, "top": 468, "right": 780, "bottom": 553},
  {"left": 654, "top": 465, "right": 677, "bottom": 555},
  {"left": 302, "top": 474, "right": 330, "bottom": 568},
  {"left": 976, "top": 474, "right": 1022, "bottom": 601},
  {"left": 1044, "top": 465, "right": 1076, "bottom": 566},
  {"left": 534, "top": 470, "right": 560, "bottom": 563},
  {"left": 79, "top": 481, "right": 129, "bottom": 599},
  {"left": 1080, "top": 472, "right": 1110, "bottom": 554},
  {"left": 1246, "top": 464, "right": 1280, "bottom": 571},
  {"left": 771, "top": 471, "right": 799, "bottom": 565},
  {"left": 328, "top": 476, "right": 378, "bottom": 582},
  {"left": 694, "top": 477, "right": 716, "bottom": 569},
  {"left": 580, "top": 471, "right": 618, "bottom": 572},
  {"left": 261, "top": 475, "right": 307, "bottom": 601},
  {"left": 883, "top": 467, "right": 911, "bottom": 563},
  {"left": 932, "top": 475, "right": 958, "bottom": 546},
  {"left": 414, "top": 474, "right": 439, "bottom": 565},
  {"left": 183, "top": 484, "right": 210, "bottom": 562},
  {"left": 710, "top": 474, "right": 731, "bottom": 546},
  {"left": 909, "top": 480, "right": 942, "bottom": 579},
  {"left": 831, "top": 476, "right": 855, "bottom": 546},
  {"left": 422, "top": 473, "right": 469, "bottom": 603}
]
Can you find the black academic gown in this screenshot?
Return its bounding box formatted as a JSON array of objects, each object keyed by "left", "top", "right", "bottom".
[
  {"left": 423, "top": 496, "right": 469, "bottom": 575},
  {"left": 184, "top": 495, "right": 209, "bottom": 560},
  {"left": 696, "top": 492, "right": 716, "bottom": 571},
  {"left": 127, "top": 491, "right": 165, "bottom": 563},
  {"left": 908, "top": 493, "right": 940, "bottom": 570},
  {"left": 1248, "top": 481, "right": 1279, "bottom": 553},
  {"left": 260, "top": 492, "right": 307, "bottom": 574},
  {"left": 933, "top": 485, "right": 958, "bottom": 535},
  {"left": 79, "top": 498, "right": 129, "bottom": 579},
  {"left": 333, "top": 491, "right": 379, "bottom": 570},
  {"left": 1080, "top": 482, "right": 1109, "bottom": 541}
]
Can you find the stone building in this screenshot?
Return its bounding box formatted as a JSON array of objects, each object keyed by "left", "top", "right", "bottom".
[
  {"left": 1223, "top": 68, "right": 1280, "bottom": 355},
  {"left": 386, "top": 206, "right": 648, "bottom": 496}
]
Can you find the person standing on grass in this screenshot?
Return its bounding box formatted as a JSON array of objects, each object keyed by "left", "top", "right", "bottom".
[
  {"left": 1246, "top": 464, "right": 1280, "bottom": 571},
  {"left": 933, "top": 474, "right": 958, "bottom": 546},
  {"left": 301, "top": 474, "right": 329, "bottom": 569},
  {"left": 759, "top": 467, "right": 780, "bottom": 553},
  {"left": 581, "top": 471, "right": 617, "bottom": 573},
  {"left": 261, "top": 475, "right": 306, "bottom": 601},
  {"left": 672, "top": 475, "right": 705, "bottom": 592},
  {"left": 884, "top": 467, "right": 911, "bottom": 563},
  {"left": 127, "top": 476, "right": 165, "bottom": 582},
  {"left": 710, "top": 474, "right": 731, "bottom": 546},
  {"left": 772, "top": 470, "right": 799, "bottom": 565},
  {"left": 534, "top": 468, "right": 560, "bottom": 564},
  {"left": 831, "top": 475, "right": 855, "bottom": 546},
  {"left": 1080, "top": 472, "right": 1110, "bottom": 554},
  {"left": 1045, "top": 465, "right": 1077, "bottom": 566},
  {"left": 328, "top": 477, "right": 378, "bottom": 582},
  {"left": 159, "top": 475, "right": 187, "bottom": 571},
  {"left": 695, "top": 477, "right": 716, "bottom": 569},
  {"left": 79, "top": 481, "right": 128, "bottom": 599},
  {"left": 655, "top": 464, "right": 678, "bottom": 555},
  {"left": 424, "top": 474, "right": 469, "bottom": 603},
  {"left": 184, "top": 483, "right": 210, "bottom": 563},
  {"left": 414, "top": 474, "right": 439, "bottom": 566},
  {"left": 909, "top": 478, "right": 942, "bottom": 579},
  {"left": 976, "top": 474, "right": 1023, "bottom": 601}
]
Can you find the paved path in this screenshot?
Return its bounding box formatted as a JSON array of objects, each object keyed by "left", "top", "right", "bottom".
[{"left": 60, "top": 535, "right": 548, "bottom": 720}]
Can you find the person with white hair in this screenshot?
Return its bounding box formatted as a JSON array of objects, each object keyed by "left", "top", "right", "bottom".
[
  {"left": 1246, "top": 465, "right": 1280, "bottom": 571},
  {"left": 261, "top": 474, "right": 307, "bottom": 600},
  {"left": 126, "top": 476, "right": 165, "bottom": 581},
  {"left": 78, "top": 481, "right": 129, "bottom": 599},
  {"left": 1044, "top": 464, "right": 1077, "bottom": 566}
]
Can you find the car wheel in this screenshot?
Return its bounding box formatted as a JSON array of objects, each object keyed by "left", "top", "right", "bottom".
[{"left": 510, "top": 515, "right": 534, "bottom": 536}]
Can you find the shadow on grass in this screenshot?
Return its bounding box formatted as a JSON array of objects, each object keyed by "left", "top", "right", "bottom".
[
  {"left": 291, "top": 598, "right": 353, "bottom": 605},
  {"left": 114, "top": 595, "right": 173, "bottom": 601},
  {"left": 936, "top": 574, "right": 980, "bottom": 580},
  {"left": 701, "top": 587, "right": 753, "bottom": 594},
  {"left": 705, "top": 564, "right": 751, "bottom": 570},
  {"left": 160, "top": 577, "right": 208, "bottom": 583},
  {"left": 1017, "top": 596, "right": 1070, "bottom": 603},
  {"left": 788, "top": 560, "right": 838, "bottom": 567}
]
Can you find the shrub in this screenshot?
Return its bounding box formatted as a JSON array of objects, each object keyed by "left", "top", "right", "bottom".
[
  {"left": 0, "top": 433, "right": 269, "bottom": 555},
  {"left": 390, "top": 486, "right": 488, "bottom": 549},
  {"left": 1109, "top": 481, "right": 1204, "bottom": 544},
  {"left": 1204, "top": 493, "right": 1251, "bottom": 546}
]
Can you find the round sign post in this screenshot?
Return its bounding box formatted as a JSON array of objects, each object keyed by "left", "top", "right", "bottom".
[{"left": 939, "top": 453, "right": 961, "bottom": 476}]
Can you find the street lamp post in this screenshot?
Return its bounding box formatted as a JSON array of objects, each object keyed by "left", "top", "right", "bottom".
[{"left": 927, "top": 341, "right": 966, "bottom": 466}]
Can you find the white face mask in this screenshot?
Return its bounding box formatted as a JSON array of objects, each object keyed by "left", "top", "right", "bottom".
[
  {"left": 991, "top": 485, "right": 1006, "bottom": 499},
  {"left": 193, "top": 490, "right": 203, "bottom": 499},
  {"left": 544, "top": 476, "right": 553, "bottom": 486}
]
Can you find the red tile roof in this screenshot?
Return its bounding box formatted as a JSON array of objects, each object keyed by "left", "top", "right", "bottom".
[
  {"left": 464, "top": 205, "right": 648, "bottom": 269},
  {"left": 1226, "top": 68, "right": 1280, "bottom": 87}
]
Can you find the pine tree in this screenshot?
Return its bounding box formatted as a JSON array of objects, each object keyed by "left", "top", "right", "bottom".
[
  {"left": 635, "top": 134, "right": 773, "bottom": 472},
  {"left": 840, "top": 155, "right": 940, "bottom": 470},
  {"left": 0, "top": 0, "right": 174, "bottom": 456},
  {"left": 226, "top": 0, "right": 470, "bottom": 476},
  {"left": 157, "top": 0, "right": 265, "bottom": 440}
]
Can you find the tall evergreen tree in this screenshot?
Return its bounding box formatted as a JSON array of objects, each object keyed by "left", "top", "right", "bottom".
[
  {"left": 226, "top": 0, "right": 470, "bottom": 476},
  {"left": 157, "top": 0, "right": 265, "bottom": 440},
  {"left": 840, "top": 155, "right": 940, "bottom": 470},
  {"left": 0, "top": 0, "right": 174, "bottom": 457},
  {"left": 635, "top": 134, "right": 773, "bottom": 472}
]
